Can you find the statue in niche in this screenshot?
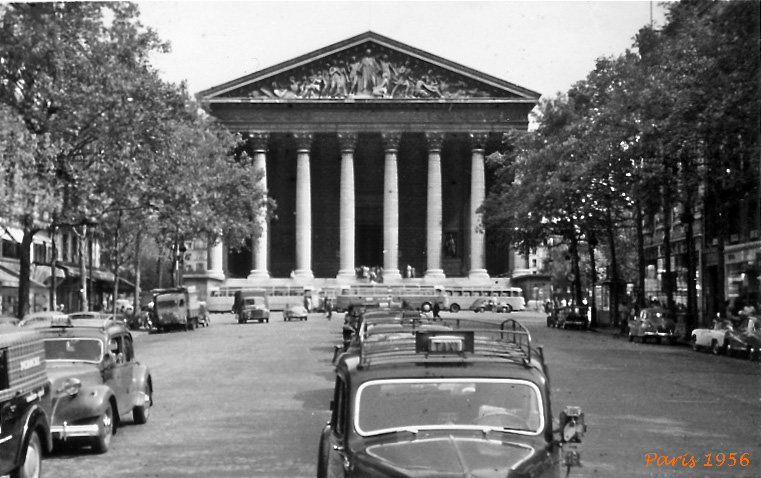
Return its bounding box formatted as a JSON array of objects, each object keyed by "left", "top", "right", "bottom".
[{"left": 445, "top": 233, "right": 457, "bottom": 258}]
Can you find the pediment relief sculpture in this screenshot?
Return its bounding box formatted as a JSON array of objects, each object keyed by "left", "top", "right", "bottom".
[{"left": 221, "top": 44, "right": 513, "bottom": 100}]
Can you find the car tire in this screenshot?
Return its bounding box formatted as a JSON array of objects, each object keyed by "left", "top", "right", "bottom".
[
  {"left": 505, "top": 304, "right": 513, "bottom": 313},
  {"left": 133, "top": 382, "right": 152, "bottom": 425},
  {"left": 711, "top": 339, "right": 722, "bottom": 355},
  {"left": 266, "top": 318, "right": 269, "bottom": 323},
  {"left": 450, "top": 304, "right": 461, "bottom": 313},
  {"left": 11, "top": 430, "right": 42, "bottom": 478},
  {"left": 691, "top": 336, "right": 699, "bottom": 351},
  {"left": 91, "top": 403, "right": 114, "bottom": 454}
]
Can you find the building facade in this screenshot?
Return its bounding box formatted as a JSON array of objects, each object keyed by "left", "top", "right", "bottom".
[{"left": 193, "top": 32, "right": 540, "bottom": 288}]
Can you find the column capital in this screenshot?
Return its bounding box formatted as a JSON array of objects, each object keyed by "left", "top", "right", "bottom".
[
  {"left": 337, "top": 132, "right": 357, "bottom": 153},
  {"left": 469, "top": 132, "right": 489, "bottom": 152},
  {"left": 248, "top": 132, "right": 270, "bottom": 153},
  {"left": 381, "top": 132, "right": 402, "bottom": 152},
  {"left": 293, "top": 132, "right": 314, "bottom": 152},
  {"left": 425, "top": 132, "right": 445, "bottom": 153}
]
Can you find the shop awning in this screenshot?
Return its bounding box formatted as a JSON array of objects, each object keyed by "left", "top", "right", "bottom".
[
  {"left": 57, "top": 265, "right": 135, "bottom": 290},
  {"left": 0, "top": 265, "right": 47, "bottom": 290}
]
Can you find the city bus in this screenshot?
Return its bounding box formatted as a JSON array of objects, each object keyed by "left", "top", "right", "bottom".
[
  {"left": 444, "top": 285, "right": 525, "bottom": 313},
  {"left": 207, "top": 285, "right": 318, "bottom": 312},
  {"left": 334, "top": 284, "right": 448, "bottom": 312}
]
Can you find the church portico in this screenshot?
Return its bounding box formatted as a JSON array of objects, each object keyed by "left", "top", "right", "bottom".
[{"left": 197, "top": 32, "right": 539, "bottom": 287}]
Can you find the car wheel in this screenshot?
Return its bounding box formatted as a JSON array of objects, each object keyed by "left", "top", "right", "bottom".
[
  {"left": 711, "top": 339, "right": 722, "bottom": 355},
  {"left": 133, "top": 382, "right": 152, "bottom": 425},
  {"left": 450, "top": 304, "right": 461, "bottom": 313},
  {"left": 11, "top": 430, "right": 42, "bottom": 478},
  {"left": 91, "top": 403, "right": 114, "bottom": 454},
  {"left": 505, "top": 304, "right": 513, "bottom": 313},
  {"left": 266, "top": 318, "right": 269, "bottom": 323},
  {"left": 691, "top": 335, "right": 699, "bottom": 351}
]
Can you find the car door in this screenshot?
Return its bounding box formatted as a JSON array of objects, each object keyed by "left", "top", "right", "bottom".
[
  {"left": 327, "top": 377, "right": 349, "bottom": 478},
  {"left": 108, "top": 334, "right": 132, "bottom": 416}
]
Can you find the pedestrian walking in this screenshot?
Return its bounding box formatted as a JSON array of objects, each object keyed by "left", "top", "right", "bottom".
[
  {"left": 432, "top": 302, "right": 441, "bottom": 319},
  {"left": 325, "top": 297, "right": 333, "bottom": 320}
]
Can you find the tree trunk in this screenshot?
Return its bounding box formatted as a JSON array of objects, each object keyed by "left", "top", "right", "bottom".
[
  {"left": 684, "top": 207, "right": 697, "bottom": 337},
  {"left": 636, "top": 201, "right": 646, "bottom": 311},
  {"left": 569, "top": 233, "right": 583, "bottom": 306},
  {"left": 588, "top": 238, "right": 598, "bottom": 327},
  {"left": 79, "top": 225, "right": 88, "bottom": 312},
  {"left": 17, "top": 226, "right": 36, "bottom": 319},
  {"left": 606, "top": 205, "right": 620, "bottom": 327},
  {"left": 133, "top": 230, "right": 142, "bottom": 315},
  {"left": 662, "top": 191, "right": 675, "bottom": 310}
]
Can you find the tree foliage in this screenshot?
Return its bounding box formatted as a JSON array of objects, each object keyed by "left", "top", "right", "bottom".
[
  {"left": 483, "top": 0, "right": 760, "bottom": 329},
  {"left": 0, "top": 2, "right": 267, "bottom": 317}
]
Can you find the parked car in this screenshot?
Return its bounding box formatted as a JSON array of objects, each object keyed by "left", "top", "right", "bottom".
[
  {"left": 0, "top": 326, "right": 52, "bottom": 478},
  {"left": 628, "top": 307, "right": 677, "bottom": 344},
  {"left": 726, "top": 315, "right": 761, "bottom": 360},
  {"left": 234, "top": 290, "right": 270, "bottom": 324},
  {"left": 691, "top": 319, "right": 734, "bottom": 354},
  {"left": 547, "top": 305, "right": 591, "bottom": 330},
  {"left": 19, "top": 311, "right": 68, "bottom": 328},
  {"left": 469, "top": 298, "right": 511, "bottom": 313},
  {"left": 284, "top": 304, "right": 308, "bottom": 321},
  {"left": 0, "top": 315, "right": 20, "bottom": 326},
  {"left": 30, "top": 316, "right": 153, "bottom": 453},
  {"left": 318, "top": 318, "right": 586, "bottom": 478}
]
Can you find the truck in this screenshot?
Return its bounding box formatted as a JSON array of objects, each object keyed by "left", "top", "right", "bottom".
[
  {"left": 0, "top": 326, "right": 52, "bottom": 478},
  {"left": 151, "top": 286, "right": 201, "bottom": 332}
]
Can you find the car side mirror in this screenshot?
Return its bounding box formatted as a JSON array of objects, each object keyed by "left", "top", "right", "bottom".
[{"left": 559, "top": 406, "right": 585, "bottom": 467}]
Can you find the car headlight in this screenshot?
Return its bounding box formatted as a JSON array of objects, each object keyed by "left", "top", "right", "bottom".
[{"left": 63, "top": 378, "right": 82, "bottom": 397}]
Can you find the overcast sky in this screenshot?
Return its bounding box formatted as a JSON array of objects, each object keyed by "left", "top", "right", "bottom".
[{"left": 136, "top": 1, "right": 668, "bottom": 98}]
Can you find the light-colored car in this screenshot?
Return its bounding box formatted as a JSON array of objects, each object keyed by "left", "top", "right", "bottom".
[
  {"left": 284, "top": 304, "right": 308, "bottom": 321},
  {"left": 691, "top": 319, "right": 734, "bottom": 354},
  {"left": 19, "top": 311, "right": 69, "bottom": 328}
]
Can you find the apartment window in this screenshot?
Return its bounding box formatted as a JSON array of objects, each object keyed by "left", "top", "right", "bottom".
[{"left": 1, "top": 239, "right": 19, "bottom": 259}]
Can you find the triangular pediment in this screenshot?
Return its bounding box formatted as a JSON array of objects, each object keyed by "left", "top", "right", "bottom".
[{"left": 199, "top": 32, "right": 540, "bottom": 101}]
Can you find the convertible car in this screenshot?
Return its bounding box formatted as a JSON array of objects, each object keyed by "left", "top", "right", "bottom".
[{"left": 691, "top": 319, "right": 734, "bottom": 355}]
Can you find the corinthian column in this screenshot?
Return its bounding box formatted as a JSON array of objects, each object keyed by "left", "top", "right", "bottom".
[
  {"left": 293, "top": 132, "right": 314, "bottom": 281},
  {"left": 425, "top": 132, "right": 446, "bottom": 280},
  {"left": 468, "top": 133, "right": 489, "bottom": 280},
  {"left": 381, "top": 132, "right": 402, "bottom": 282},
  {"left": 337, "top": 132, "right": 357, "bottom": 281},
  {"left": 248, "top": 132, "right": 270, "bottom": 279}
]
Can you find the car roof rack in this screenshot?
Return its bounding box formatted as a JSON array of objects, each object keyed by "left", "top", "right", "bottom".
[{"left": 355, "top": 316, "right": 535, "bottom": 369}]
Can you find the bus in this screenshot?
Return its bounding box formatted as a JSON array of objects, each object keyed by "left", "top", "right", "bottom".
[
  {"left": 334, "top": 284, "right": 448, "bottom": 312},
  {"left": 444, "top": 286, "right": 525, "bottom": 313},
  {"left": 207, "top": 285, "right": 318, "bottom": 312}
]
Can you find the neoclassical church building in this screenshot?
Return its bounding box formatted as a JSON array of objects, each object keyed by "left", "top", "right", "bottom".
[{"left": 188, "top": 32, "right": 540, "bottom": 291}]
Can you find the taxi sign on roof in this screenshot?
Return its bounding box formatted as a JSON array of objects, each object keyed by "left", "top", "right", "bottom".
[{"left": 415, "top": 331, "right": 474, "bottom": 354}]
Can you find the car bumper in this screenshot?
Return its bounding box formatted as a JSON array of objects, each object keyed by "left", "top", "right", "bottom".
[
  {"left": 51, "top": 422, "right": 99, "bottom": 440},
  {"left": 643, "top": 331, "right": 676, "bottom": 338}
]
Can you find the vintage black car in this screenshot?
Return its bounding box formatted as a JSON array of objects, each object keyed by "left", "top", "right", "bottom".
[
  {"left": 0, "top": 326, "right": 52, "bottom": 478},
  {"left": 726, "top": 315, "right": 761, "bottom": 360},
  {"left": 318, "top": 317, "right": 585, "bottom": 478},
  {"left": 23, "top": 317, "right": 152, "bottom": 453}
]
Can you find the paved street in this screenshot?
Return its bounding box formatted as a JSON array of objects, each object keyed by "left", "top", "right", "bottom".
[{"left": 35, "top": 311, "right": 760, "bottom": 478}]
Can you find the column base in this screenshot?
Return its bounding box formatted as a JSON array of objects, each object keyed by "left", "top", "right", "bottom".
[
  {"left": 336, "top": 269, "right": 357, "bottom": 282},
  {"left": 424, "top": 269, "right": 446, "bottom": 281},
  {"left": 468, "top": 269, "right": 490, "bottom": 281},
  {"left": 292, "top": 269, "right": 314, "bottom": 281},
  {"left": 247, "top": 269, "right": 270, "bottom": 280},
  {"left": 382, "top": 270, "right": 402, "bottom": 283}
]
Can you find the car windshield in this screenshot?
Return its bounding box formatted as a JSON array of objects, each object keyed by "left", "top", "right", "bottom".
[
  {"left": 244, "top": 298, "right": 259, "bottom": 306},
  {"left": 157, "top": 300, "right": 178, "bottom": 308},
  {"left": 44, "top": 338, "right": 103, "bottom": 363},
  {"left": 355, "top": 378, "right": 543, "bottom": 436}
]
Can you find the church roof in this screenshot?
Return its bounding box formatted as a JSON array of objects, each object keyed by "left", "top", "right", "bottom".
[{"left": 198, "top": 31, "right": 540, "bottom": 103}]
